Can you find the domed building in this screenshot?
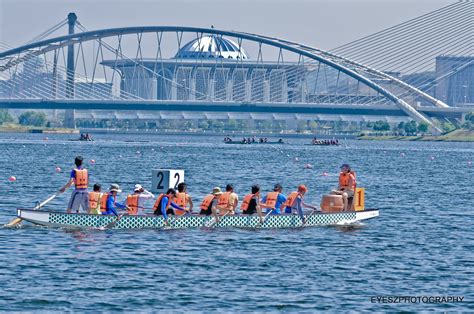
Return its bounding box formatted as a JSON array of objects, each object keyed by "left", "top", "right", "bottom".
[
  {"left": 102, "top": 35, "right": 306, "bottom": 103},
  {"left": 174, "top": 35, "right": 249, "bottom": 60}
]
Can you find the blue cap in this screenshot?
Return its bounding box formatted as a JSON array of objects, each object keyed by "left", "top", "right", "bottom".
[{"left": 340, "top": 164, "right": 350, "bottom": 169}]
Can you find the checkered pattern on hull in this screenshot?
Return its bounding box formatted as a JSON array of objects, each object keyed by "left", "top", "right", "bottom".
[{"left": 49, "top": 212, "right": 357, "bottom": 229}]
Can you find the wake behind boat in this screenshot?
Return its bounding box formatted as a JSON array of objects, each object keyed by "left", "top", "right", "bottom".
[{"left": 16, "top": 208, "right": 379, "bottom": 230}]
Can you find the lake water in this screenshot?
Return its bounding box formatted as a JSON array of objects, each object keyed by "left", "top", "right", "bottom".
[{"left": 0, "top": 133, "right": 472, "bottom": 311}]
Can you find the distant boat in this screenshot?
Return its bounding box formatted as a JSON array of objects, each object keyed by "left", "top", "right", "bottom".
[
  {"left": 69, "top": 137, "right": 94, "bottom": 142},
  {"left": 305, "top": 139, "right": 340, "bottom": 146},
  {"left": 224, "top": 139, "right": 285, "bottom": 145}
]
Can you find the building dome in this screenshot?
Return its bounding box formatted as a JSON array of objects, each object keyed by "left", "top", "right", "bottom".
[{"left": 174, "top": 35, "right": 249, "bottom": 59}]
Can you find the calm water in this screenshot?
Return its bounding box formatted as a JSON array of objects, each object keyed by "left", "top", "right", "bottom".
[{"left": 0, "top": 133, "right": 472, "bottom": 311}]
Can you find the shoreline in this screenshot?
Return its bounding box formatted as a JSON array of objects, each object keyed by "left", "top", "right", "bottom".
[{"left": 357, "top": 129, "right": 474, "bottom": 142}]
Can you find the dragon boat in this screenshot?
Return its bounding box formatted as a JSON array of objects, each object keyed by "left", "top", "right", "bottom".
[
  {"left": 16, "top": 208, "right": 379, "bottom": 230},
  {"left": 224, "top": 141, "right": 285, "bottom": 145}
]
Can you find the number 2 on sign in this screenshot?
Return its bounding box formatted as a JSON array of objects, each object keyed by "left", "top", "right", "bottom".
[
  {"left": 156, "top": 172, "right": 164, "bottom": 190},
  {"left": 174, "top": 173, "right": 180, "bottom": 189}
]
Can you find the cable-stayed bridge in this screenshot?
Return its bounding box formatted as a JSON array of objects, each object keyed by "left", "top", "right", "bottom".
[{"left": 0, "top": 1, "right": 472, "bottom": 132}]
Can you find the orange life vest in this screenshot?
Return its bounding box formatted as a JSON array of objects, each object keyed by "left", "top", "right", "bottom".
[
  {"left": 339, "top": 171, "right": 356, "bottom": 191},
  {"left": 126, "top": 194, "right": 140, "bottom": 215},
  {"left": 153, "top": 193, "right": 172, "bottom": 214},
  {"left": 200, "top": 194, "right": 216, "bottom": 211},
  {"left": 89, "top": 191, "right": 101, "bottom": 209},
  {"left": 217, "top": 192, "right": 231, "bottom": 208},
  {"left": 174, "top": 192, "right": 188, "bottom": 216},
  {"left": 265, "top": 191, "right": 279, "bottom": 209},
  {"left": 175, "top": 192, "right": 187, "bottom": 208},
  {"left": 74, "top": 169, "right": 88, "bottom": 189},
  {"left": 100, "top": 193, "right": 115, "bottom": 213},
  {"left": 284, "top": 191, "right": 301, "bottom": 208},
  {"left": 241, "top": 194, "right": 255, "bottom": 212}
]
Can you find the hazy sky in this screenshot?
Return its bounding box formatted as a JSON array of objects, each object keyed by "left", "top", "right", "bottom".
[{"left": 0, "top": 0, "right": 453, "bottom": 51}]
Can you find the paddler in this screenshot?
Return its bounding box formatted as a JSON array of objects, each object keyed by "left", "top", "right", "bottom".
[
  {"left": 284, "top": 184, "right": 317, "bottom": 224},
  {"left": 88, "top": 183, "right": 103, "bottom": 215},
  {"left": 199, "top": 187, "right": 222, "bottom": 216},
  {"left": 217, "top": 184, "right": 239, "bottom": 215},
  {"left": 153, "top": 188, "right": 187, "bottom": 224},
  {"left": 59, "top": 156, "right": 90, "bottom": 214},
  {"left": 241, "top": 185, "right": 264, "bottom": 223},
  {"left": 331, "top": 164, "right": 356, "bottom": 211},
  {"left": 261, "top": 183, "right": 287, "bottom": 215},
  {"left": 125, "top": 184, "right": 155, "bottom": 215},
  {"left": 103, "top": 184, "right": 128, "bottom": 216},
  {"left": 174, "top": 182, "right": 193, "bottom": 216}
]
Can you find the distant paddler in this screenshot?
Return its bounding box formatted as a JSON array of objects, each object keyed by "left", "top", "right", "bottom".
[
  {"left": 153, "top": 188, "right": 187, "bottom": 225},
  {"left": 125, "top": 184, "right": 155, "bottom": 215},
  {"left": 174, "top": 182, "right": 193, "bottom": 216},
  {"left": 261, "top": 183, "right": 287, "bottom": 215},
  {"left": 241, "top": 185, "right": 265, "bottom": 224},
  {"left": 331, "top": 164, "right": 356, "bottom": 211},
  {"left": 102, "top": 184, "right": 128, "bottom": 216},
  {"left": 284, "top": 185, "right": 317, "bottom": 224},
  {"left": 58, "top": 156, "right": 90, "bottom": 214},
  {"left": 217, "top": 184, "right": 239, "bottom": 215}
]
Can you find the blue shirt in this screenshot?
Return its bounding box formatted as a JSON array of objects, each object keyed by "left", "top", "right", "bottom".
[
  {"left": 285, "top": 197, "right": 304, "bottom": 220},
  {"left": 102, "top": 194, "right": 126, "bottom": 216},
  {"left": 261, "top": 193, "right": 287, "bottom": 214},
  {"left": 70, "top": 166, "right": 87, "bottom": 191},
  {"left": 160, "top": 195, "right": 185, "bottom": 220}
]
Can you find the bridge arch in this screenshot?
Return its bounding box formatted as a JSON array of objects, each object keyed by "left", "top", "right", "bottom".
[{"left": 0, "top": 26, "right": 443, "bottom": 130}]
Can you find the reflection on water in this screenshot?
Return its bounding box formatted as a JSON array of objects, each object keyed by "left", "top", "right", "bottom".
[{"left": 0, "top": 133, "right": 473, "bottom": 311}]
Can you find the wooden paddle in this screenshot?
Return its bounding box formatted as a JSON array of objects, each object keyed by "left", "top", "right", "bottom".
[
  {"left": 5, "top": 193, "right": 59, "bottom": 227},
  {"left": 256, "top": 208, "right": 274, "bottom": 227},
  {"left": 204, "top": 210, "right": 231, "bottom": 229},
  {"left": 99, "top": 211, "right": 128, "bottom": 230}
]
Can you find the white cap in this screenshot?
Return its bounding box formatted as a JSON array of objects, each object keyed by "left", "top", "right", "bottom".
[{"left": 134, "top": 184, "right": 143, "bottom": 192}]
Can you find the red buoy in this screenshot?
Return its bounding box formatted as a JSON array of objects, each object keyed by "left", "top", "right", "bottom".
[{"left": 8, "top": 176, "right": 16, "bottom": 182}]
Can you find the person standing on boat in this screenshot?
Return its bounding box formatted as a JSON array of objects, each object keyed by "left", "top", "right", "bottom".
[
  {"left": 174, "top": 182, "right": 193, "bottom": 216},
  {"left": 241, "top": 185, "right": 264, "bottom": 223},
  {"left": 217, "top": 184, "right": 239, "bottom": 215},
  {"left": 153, "top": 188, "right": 187, "bottom": 224},
  {"left": 126, "top": 184, "right": 155, "bottom": 215},
  {"left": 89, "top": 183, "right": 103, "bottom": 215},
  {"left": 59, "top": 156, "right": 90, "bottom": 214},
  {"left": 284, "top": 185, "right": 317, "bottom": 224},
  {"left": 199, "top": 187, "right": 222, "bottom": 216},
  {"left": 332, "top": 164, "right": 356, "bottom": 211},
  {"left": 261, "top": 184, "right": 287, "bottom": 215},
  {"left": 102, "top": 184, "right": 128, "bottom": 216}
]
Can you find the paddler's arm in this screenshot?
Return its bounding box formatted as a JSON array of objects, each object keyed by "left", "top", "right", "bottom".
[
  {"left": 170, "top": 202, "right": 186, "bottom": 212},
  {"left": 295, "top": 198, "right": 305, "bottom": 220},
  {"left": 187, "top": 196, "right": 193, "bottom": 212},
  {"left": 140, "top": 190, "right": 155, "bottom": 199},
  {"left": 160, "top": 197, "right": 168, "bottom": 220},
  {"left": 302, "top": 200, "right": 318, "bottom": 211},
  {"left": 59, "top": 177, "right": 74, "bottom": 193}
]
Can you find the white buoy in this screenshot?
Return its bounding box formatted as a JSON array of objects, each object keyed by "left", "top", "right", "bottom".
[
  {"left": 322, "top": 172, "right": 328, "bottom": 176},
  {"left": 55, "top": 167, "right": 61, "bottom": 173},
  {"left": 304, "top": 163, "right": 313, "bottom": 169},
  {"left": 90, "top": 159, "right": 96, "bottom": 164}
]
